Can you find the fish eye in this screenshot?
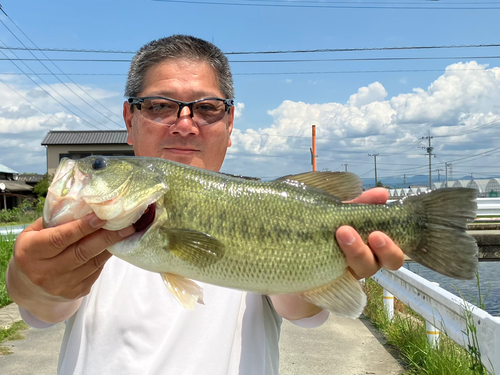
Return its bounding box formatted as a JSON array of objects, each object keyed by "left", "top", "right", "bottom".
[{"left": 92, "top": 157, "right": 107, "bottom": 170}]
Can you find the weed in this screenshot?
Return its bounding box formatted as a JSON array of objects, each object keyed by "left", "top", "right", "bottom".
[
  {"left": 0, "top": 233, "right": 14, "bottom": 308},
  {"left": 0, "top": 320, "right": 29, "bottom": 355},
  {"left": 364, "top": 278, "right": 489, "bottom": 375}
]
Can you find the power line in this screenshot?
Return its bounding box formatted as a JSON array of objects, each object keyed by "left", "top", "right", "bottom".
[
  {"left": 153, "top": 0, "right": 500, "bottom": 10},
  {"left": 0, "top": 77, "right": 67, "bottom": 128},
  {"left": 0, "top": 17, "right": 124, "bottom": 127},
  {"left": 0, "top": 68, "right": 491, "bottom": 76},
  {"left": 448, "top": 146, "right": 500, "bottom": 165},
  {"left": 194, "top": 0, "right": 500, "bottom": 5},
  {"left": 0, "top": 43, "right": 498, "bottom": 56},
  {"left": 434, "top": 119, "right": 500, "bottom": 138},
  {"left": 0, "top": 42, "right": 112, "bottom": 131},
  {"left": 234, "top": 56, "right": 500, "bottom": 63},
  {"left": 1, "top": 55, "right": 499, "bottom": 63}
]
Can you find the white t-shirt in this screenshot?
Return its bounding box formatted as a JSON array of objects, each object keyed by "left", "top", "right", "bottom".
[{"left": 21, "top": 257, "right": 329, "bottom": 375}]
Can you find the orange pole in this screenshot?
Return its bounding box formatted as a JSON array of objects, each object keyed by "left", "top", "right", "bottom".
[{"left": 312, "top": 125, "right": 317, "bottom": 171}]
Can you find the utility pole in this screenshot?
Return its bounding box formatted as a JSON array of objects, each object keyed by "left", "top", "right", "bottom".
[
  {"left": 342, "top": 163, "right": 348, "bottom": 172},
  {"left": 445, "top": 162, "right": 450, "bottom": 187},
  {"left": 436, "top": 169, "right": 444, "bottom": 183},
  {"left": 422, "top": 131, "right": 435, "bottom": 188},
  {"left": 369, "top": 153, "right": 379, "bottom": 187},
  {"left": 403, "top": 174, "right": 406, "bottom": 188},
  {"left": 310, "top": 125, "right": 317, "bottom": 171}
]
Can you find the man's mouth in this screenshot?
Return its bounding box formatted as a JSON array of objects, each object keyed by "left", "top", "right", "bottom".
[{"left": 166, "top": 148, "right": 199, "bottom": 154}]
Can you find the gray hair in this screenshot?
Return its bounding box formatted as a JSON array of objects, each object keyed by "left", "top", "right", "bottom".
[{"left": 125, "top": 35, "right": 234, "bottom": 99}]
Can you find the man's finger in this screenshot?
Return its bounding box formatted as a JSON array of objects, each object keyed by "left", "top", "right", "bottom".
[
  {"left": 56, "top": 226, "right": 135, "bottom": 270},
  {"left": 336, "top": 226, "right": 379, "bottom": 279},
  {"left": 368, "top": 231, "right": 405, "bottom": 271},
  {"left": 346, "top": 187, "right": 388, "bottom": 204},
  {"left": 20, "top": 214, "right": 107, "bottom": 259},
  {"left": 70, "top": 250, "right": 113, "bottom": 282},
  {"left": 21, "top": 217, "right": 44, "bottom": 233}
]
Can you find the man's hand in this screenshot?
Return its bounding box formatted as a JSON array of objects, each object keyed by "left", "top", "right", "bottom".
[
  {"left": 336, "top": 188, "right": 405, "bottom": 279},
  {"left": 6, "top": 214, "right": 135, "bottom": 323}
]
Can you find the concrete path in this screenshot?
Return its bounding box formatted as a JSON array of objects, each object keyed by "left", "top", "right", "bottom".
[
  {"left": 280, "top": 315, "right": 404, "bottom": 375},
  {"left": 0, "top": 303, "right": 404, "bottom": 375},
  {"left": 0, "top": 303, "right": 64, "bottom": 375}
]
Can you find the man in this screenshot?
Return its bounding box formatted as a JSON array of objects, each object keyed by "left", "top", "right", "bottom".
[{"left": 7, "top": 35, "right": 404, "bottom": 374}]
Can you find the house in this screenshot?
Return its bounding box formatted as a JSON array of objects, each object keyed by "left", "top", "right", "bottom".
[
  {"left": 0, "top": 163, "right": 35, "bottom": 210},
  {"left": 17, "top": 174, "right": 45, "bottom": 187},
  {"left": 41, "top": 130, "right": 134, "bottom": 175}
]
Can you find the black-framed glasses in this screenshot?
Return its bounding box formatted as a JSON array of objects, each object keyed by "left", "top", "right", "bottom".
[{"left": 128, "top": 96, "right": 234, "bottom": 126}]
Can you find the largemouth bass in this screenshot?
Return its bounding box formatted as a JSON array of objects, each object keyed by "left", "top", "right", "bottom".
[{"left": 43, "top": 156, "right": 478, "bottom": 318}]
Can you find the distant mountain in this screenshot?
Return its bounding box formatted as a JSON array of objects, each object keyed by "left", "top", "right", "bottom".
[{"left": 362, "top": 175, "right": 498, "bottom": 189}]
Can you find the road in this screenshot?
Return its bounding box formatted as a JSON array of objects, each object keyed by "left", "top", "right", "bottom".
[{"left": 0, "top": 303, "right": 404, "bottom": 375}]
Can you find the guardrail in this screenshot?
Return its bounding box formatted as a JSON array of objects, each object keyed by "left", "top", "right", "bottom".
[
  {"left": 0, "top": 225, "right": 27, "bottom": 238},
  {"left": 477, "top": 198, "right": 500, "bottom": 217},
  {"left": 372, "top": 267, "right": 500, "bottom": 375}
]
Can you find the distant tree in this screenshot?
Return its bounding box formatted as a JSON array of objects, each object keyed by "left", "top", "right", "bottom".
[
  {"left": 33, "top": 174, "right": 53, "bottom": 198},
  {"left": 376, "top": 181, "right": 384, "bottom": 187}
]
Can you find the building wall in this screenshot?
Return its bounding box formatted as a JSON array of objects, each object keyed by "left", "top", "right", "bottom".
[{"left": 46, "top": 144, "right": 134, "bottom": 174}]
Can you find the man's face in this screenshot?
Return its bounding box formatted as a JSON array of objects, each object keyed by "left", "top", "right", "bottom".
[{"left": 123, "top": 59, "right": 234, "bottom": 172}]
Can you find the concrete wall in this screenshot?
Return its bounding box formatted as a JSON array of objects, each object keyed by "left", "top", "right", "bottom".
[{"left": 46, "top": 144, "right": 134, "bottom": 174}]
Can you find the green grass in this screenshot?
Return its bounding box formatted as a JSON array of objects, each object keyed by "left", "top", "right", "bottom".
[
  {"left": 0, "top": 233, "right": 14, "bottom": 308},
  {"left": 0, "top": 320, "right": 29, "bottom": 355},
  {"left": 0, "top": 222, "right": 32, "bottom": 228},
  {"left": 363, "top": 278, "right": 489, "bottom": 375}
]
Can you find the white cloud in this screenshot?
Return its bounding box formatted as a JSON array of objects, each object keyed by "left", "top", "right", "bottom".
[
  {"left": 391, "top": 62, "right": 500, "bottom": 126},
  {"left": 225, "top": 62, "right": 500, "bottom": 180},
  {"left": 347, "top": 82, "right": 387, "bottom": 108},
  {"left": 0, "top": 77, "right": 122, "bottom": 173},
  {"left": 234, "top": 102, "right": 245, "bottom": 121},
  {"left": 3, "top": 61, "right": 500, "bottom": 182}
]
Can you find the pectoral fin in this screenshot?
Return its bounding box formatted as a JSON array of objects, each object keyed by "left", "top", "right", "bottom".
[
  {"left": 298, "top": 271, "right": 367, "bottom": 318},
  {"left": 163, "top": 228, "right": 225, "bottom": 267},
  {"left": 161, "top": 273, "right": 204, "bottom": 310}
]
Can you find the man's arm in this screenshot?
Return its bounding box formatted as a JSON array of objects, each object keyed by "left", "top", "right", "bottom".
[
  {"left": 6, "top": 215, "right": 135, "bottom": 324},
  {"left": 270, "top": 188, "right": 405, "bottom": 321}
]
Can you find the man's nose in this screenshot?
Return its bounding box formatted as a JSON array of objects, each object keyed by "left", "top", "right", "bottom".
[{"left": 170, "top": 106, "right": 199, "bottom": 136}]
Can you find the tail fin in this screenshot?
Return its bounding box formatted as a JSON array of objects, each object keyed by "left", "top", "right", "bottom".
[{"left": 403, "top": 188, "right": 478, "bottom": 280}]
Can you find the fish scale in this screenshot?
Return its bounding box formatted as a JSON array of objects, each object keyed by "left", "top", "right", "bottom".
[
  {"left": 159, "top": 165, "right": 346, "bottom": 292},
  {"left": 43, "top": 155, "right": 479, "bottom": 317}
]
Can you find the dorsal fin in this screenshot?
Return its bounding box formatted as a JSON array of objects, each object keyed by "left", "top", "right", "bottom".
[
  {"left": 218, "top": 171, "right": 261, "bottom": 181},
  {"left": 276, "top": 171, "right": 363, "bottom": 201}
]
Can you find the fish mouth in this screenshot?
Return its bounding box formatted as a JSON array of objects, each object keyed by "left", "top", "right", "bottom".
[{"left": 132, "top": 203, "right": 156, "bottom": 233}]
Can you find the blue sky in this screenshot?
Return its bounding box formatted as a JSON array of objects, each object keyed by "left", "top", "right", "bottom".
[{"left": 0, "top": 0, "right": 499, "bottom": 186}]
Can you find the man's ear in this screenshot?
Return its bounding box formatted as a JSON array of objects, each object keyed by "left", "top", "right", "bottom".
[
  {"left": 227, "top": 105, "right": 234, "bottom": 148},
  {"left": 123, "top": 101, "right": 134, "bottom": 146}
]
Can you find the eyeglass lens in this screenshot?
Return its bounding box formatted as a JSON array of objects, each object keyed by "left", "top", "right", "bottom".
[{"left": 139, "top": 98, "right": 227, "bottom": 126}]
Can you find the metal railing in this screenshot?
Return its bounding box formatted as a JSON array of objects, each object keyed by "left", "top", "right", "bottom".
[
  {"left": 372, "top": 267, "right": 500, "bottom": 375},
  {"left": 0, "top": 224, "right": 28, "bottom": 238},
  {"left": 477, "top": 198, "right": 500, "bottom": 217}
]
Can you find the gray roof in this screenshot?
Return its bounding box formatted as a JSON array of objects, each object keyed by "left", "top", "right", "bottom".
[
  {"left": 0, "top": 179, "right": 33, "bottom": 192},
  {"left": 0, "top": 163, "right": 18, "bottom": 174},
  {"left": 17, "top": 174, "right": 44, "bottom": 183},
  {"left": 42, "top": 130, "right": 128, "bottom": 145}
]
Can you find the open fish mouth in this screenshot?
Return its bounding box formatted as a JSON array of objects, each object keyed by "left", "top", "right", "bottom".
[{"left": 132, "top": 203, "right": 156, "bottom": 233}]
